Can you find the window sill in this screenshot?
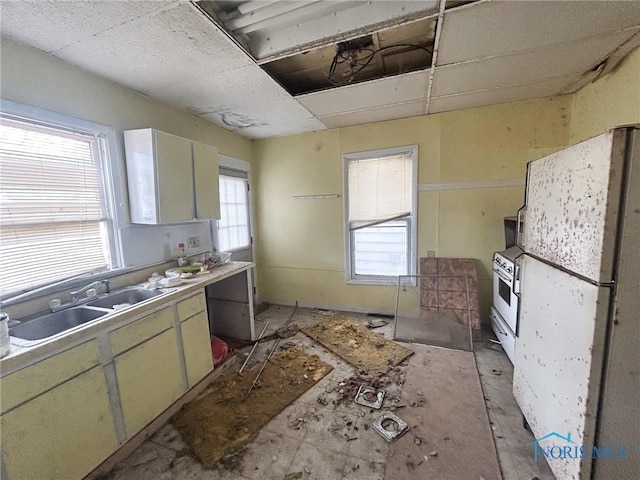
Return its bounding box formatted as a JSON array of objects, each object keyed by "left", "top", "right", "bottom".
[{"left": 346, "top": 277, "right": 416, "bottom": 287}]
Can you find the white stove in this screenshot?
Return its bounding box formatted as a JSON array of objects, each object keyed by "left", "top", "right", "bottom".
[{"left": 491, "top": 246, "right": 523, "bottom": 364}]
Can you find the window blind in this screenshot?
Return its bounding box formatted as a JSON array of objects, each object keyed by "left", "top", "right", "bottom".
[
  {"left": 0, "top": 118, "right": 110, "bottom": 294},
  {"left": 347, "top": 152, "right": 413, "bottom": 230}
]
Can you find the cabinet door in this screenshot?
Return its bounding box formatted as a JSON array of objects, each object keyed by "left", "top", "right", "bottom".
[
  {"left": 115, "top": 329, "right": 185, "bottom": 438},
  {"left": 1, "top": 366, "right": 118, "bottom": 480},
  {"left": 181, "top": 311, "right": 214, "bottom": 387},
  {"left": 155, "top": 131, "right": 194, "bottom": 223},
  {"left": 192, "top": 141, "right": 220, "bottom": 219}
]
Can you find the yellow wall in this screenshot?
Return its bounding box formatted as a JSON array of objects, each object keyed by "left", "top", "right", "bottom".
[
  {"left": 253, "top": 97, "right": 572, "bottom": 318},
  {"left": 570, "top": 47, "right": 640, "bottom": 143}
]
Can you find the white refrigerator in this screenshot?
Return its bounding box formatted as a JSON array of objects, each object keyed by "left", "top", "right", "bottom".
[{"left": 513, "top": 127, "right": 639, "bottom": 480}]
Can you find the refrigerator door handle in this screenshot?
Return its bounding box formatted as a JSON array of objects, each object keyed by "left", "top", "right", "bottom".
[
  {"left": 516, "top": 163, "right": 530, "bottom": 250},
  {"left": 516, "top": 205, "right": 527, "bottom": 250}
]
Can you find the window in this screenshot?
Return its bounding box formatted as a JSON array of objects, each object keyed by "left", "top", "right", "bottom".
[
  {"left": 217, "top": 169, "right": 251, "bottom": 252},
  {"left": 344, "top": 145, "right": 417, "bottom": 283},
  {"left": 0, "top": 114, "right": 117, "bottom": 295}
]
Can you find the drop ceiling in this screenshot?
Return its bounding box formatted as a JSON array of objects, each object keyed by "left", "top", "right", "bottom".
[{"left": 1, "top": 1, "right": 639, "bottom": 139}]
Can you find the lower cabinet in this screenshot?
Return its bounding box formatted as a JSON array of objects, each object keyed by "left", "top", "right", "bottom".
[
  {"left": 1, "top": 365, "right": 118, "bottom": 480},
  {"left": 114, "top": 328, "right": 185, "bottom": 438},
  {"left": 181, "top": 311, "right": 214, "bottom": 387},
  {"left": 1, "top": 288, "right": 220, "bottom": 479}
]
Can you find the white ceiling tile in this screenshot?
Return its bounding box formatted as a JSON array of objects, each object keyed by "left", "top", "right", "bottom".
[
  {"left": 432, "top": 29, "right": 639, "bottom": 97},
  {"left": 429, "top": 74, "right": 580, "bottom": 114},
  {"left": 319, "top": 100, "right": 426, "bottom": 129},
  {"left": 437, "top": 1, "right": 640, "bottom": 65},
  {"left": 296, "top": 70, "right": 428, "bottom": 117},
  {"left": 148, "top": 65, "right": 292, "bottom": 114},
  {"left": 0, "top": 1, "right": 174, "bottom": 53},
  {"left": 56, "top": 3, "right": 253, "bottom": 92},
  {"left": 238, "top": 118, "right": 327, "bottom": 139}
]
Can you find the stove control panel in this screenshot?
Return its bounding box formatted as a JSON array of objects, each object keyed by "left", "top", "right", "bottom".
[{"left": 493, "top": 254, "right": 514, "bottom": 275}]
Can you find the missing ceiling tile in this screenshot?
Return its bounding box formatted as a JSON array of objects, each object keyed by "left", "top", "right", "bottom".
[
  {"left": 262, "top": 18, "right": 437, "bottom": 95},
  {"left": 197, "top": 1, "right": 437, "bottom": 95}
]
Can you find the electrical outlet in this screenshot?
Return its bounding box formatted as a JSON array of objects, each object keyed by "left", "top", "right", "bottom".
[
  {"left": 188, "top": 236, "right": 200, "bottom": 248},
  {"left": 427, "top": 250, "right": 436, "bottom": 258}
]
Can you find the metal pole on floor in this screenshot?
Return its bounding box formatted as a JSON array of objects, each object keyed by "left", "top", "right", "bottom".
[
  {"left": 239, "top": 321, "right": 270, "bottom": 374},
  {"left": 245, "top": 301, "right": 298, "bottom": 398}
]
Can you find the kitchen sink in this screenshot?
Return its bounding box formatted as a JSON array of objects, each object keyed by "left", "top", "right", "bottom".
[
  {"left": 9, "top": 307, "right": 108, "bottom": 343},
  {"left": 86, "top": 286, "right": 168, "bottom": 309},
  {"left": 9, "top": 286, "right": 173, "bottom": 346}
]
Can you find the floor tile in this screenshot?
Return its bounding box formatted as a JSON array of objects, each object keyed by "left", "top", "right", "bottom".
[
  {"left": 301, "top": 409, "right": 358, "bottom": 453},
  {"left": 341, "top": 456, "right": 386, "bottom": 480},
  {"left": 236, "top": 429, "right": 301, "bottom": 480},
  {"left": 157, "top": 455, "right": 246, "bottom": 480},
  {"left": 262, "top": 400, "right": 322, "bottom": 440},
  {"left": 287, "top": 441, "right": 348, "bottom": 480},
  {"left": 346, "top": 415, "right": 390, "bottom": 463}
]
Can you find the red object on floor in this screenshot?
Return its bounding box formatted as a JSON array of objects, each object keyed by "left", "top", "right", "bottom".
[{"left": 210, "top": 336, "right": 229, "bottom": 367}]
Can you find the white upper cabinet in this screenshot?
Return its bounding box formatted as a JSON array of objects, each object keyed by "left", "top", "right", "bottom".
[
  {"left": 124, "top": 129, "right": 220, "bottom": 224},
  {"left": 193, "top": 141, "right": 220, "bottom": 220}
]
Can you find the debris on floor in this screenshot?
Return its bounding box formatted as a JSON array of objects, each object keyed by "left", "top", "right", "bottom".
[
  {"left": 372, "top": 412, "right": 410, "bottom": 442},
  {"left": 172, "top": 347, "right": 333, "bottom": 469},
  {"left": 321, "top": 365, "right": 407, "bottom": 411},
  {"left": 366, "top": 318, "right": 389, "bottom": 329},
  {"left": 354, "top": 385, "right": 385, "bottom": 409},
  {"left": 302, "top": 317, "right": 413, "bottom": 373}
]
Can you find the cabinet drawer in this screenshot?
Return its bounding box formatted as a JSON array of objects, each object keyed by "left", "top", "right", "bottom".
[
  {"left": 1, "top": 340, "right": 100, "bottom": 414},
  {"left": 177, "top": 292, "right": 206, "bottom": 322},
  {"left": 110, "top": 306, "right": 173, "bottom": 356},
  {"left": 181, "top": 311, "right": 214, "bottom": 387},
  {"left": 491, "top": 307, "right": 516, "bottom": 365}
]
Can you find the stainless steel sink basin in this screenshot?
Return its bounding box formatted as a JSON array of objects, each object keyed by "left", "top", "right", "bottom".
[
  {"left": 9, "top": 286, "right": 173, "bottom": 346},
  {"left": 86, "top": 286, "right": 167, "bottom": 309},
  {"left": 9, "top": 307, "right": 107, "bottom": 343}
]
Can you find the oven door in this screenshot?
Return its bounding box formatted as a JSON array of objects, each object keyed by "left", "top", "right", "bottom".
[{"left": 492, "top": 266, "right": 518, "bottom": 333}]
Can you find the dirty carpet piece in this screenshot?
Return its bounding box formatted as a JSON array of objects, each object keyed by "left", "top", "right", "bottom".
[
  {"left": 172, "top": 347, "right": 332, "bottom": 469},
  {"left": 302, "top": 317, "right": 413, "bottom": 373}
]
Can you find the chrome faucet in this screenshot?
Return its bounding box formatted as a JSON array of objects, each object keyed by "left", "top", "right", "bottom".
[{"left": 70, "top": 280, "right": 110, "bottom": 303}]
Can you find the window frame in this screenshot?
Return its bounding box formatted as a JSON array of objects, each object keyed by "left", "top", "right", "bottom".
[
  {"left": 0, "top": 100, "right": 124, "bottom": 297},
  {"left": 343, "top": 145, "right": 418, "bottom": 285}
]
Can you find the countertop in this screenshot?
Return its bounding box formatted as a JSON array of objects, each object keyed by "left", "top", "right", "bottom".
[{"left": 0, "top": 261, "right": 254, "bottom": 376}]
